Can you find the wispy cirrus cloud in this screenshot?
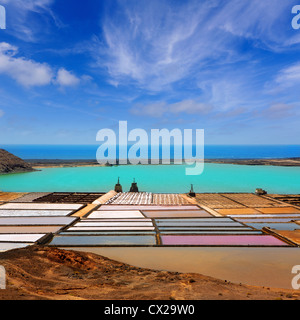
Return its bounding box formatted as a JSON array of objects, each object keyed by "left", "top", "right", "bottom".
[
  {"left": 264, "top": 61, "right": 300, "bottom": 96},
  {"left": 92, "top": 0, "right": 298, "bottom": 93},
  {"left": 94, "top": 0, "right": 227, "bottom": 91},
  {"left": 275, "top": 62, "right": 300, "bottom": 87},
  {"left": 130, "top": 99, "right": 213, "bottom": 118},
  {"left": 1, "top": 0, "right": 61, "bottom": 41},
  {"left": 264, "top": 103, "right": 296, "bottom": 119},
  {"left": 210, "top": 0, "right": 295, "bottom": 50}
]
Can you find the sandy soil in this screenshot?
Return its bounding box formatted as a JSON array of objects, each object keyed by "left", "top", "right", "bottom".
[
  {"left": 28, "top": 159, "right": 105, "bottom": 169},
  {"left": 0, "top": 192, "right": 27, "bottom": 202},
  {"left": 0, "top": 246, "right": 299, "bottom": 300},
  {"left": 205, "top": 158, "right": 300, "bottom": 167},
  {"left": 28, "top": 158, "right": 300, "bottom": 169}
]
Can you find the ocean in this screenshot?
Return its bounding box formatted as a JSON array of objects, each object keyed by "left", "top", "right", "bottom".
[
  {"left": 1, "top": 144, "right": 300, "bottom": 194},
  {"left": 2, "top": 144, "right": 300, "bottom": 160}
]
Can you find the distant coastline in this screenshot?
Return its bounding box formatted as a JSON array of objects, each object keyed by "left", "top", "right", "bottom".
[
  {"left": 3, "top": 144, "right": 300, "bottom": 161},
  {"left": 27, "top": 157, "right": 300, "bottom": 169}
]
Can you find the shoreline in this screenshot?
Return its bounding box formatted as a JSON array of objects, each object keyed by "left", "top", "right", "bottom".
[{"left": 27, "top": 157, "right": 300, "bottom": 169}]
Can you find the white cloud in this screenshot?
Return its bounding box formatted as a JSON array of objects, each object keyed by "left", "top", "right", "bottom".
[
  {"left": 130, "top": 99, "right": 213, "bottom": 118},
  {"left": 0, "top": 109, "right": 4, "bottom": 117},
  {"left": 211, "top": 0, "right": 292, "bottom": 49},
  {"left": 1, "top": 0, "right": 60, "bottom": 42},
  {"left": 0, "top": 42, "right": 81, "bottom": 88},
  {"left": 275, "top": 62, "right": 300, "bottom": 86},
  {"left": 94, "top": 0, "right": 296, "bottom": 92},
  {"left": 265, "top": 61, "right": 300, "bottom": 95},
  {"left": 1, "top": 0, "right": 53, "bottom": 11},
  {"left": 257, "top": 103, "right": 296, "bottom": 120},
  {"left": 169, "top": 100, "right": 213, "bottom": 114},
  {"left": 0, "top": 42, "right": 53, "bottom": 86},
  {"left": 56, "top": 68, "right": 80, "bottom": 87},
  {"left": 95, "top": 0, "right": 225, "bottom": 91},
  {"left": 131, "top": 102, "right": 166, "bottom": 118}
]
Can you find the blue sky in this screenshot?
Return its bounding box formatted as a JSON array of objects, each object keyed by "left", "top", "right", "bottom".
[{"left": 0, "top": 0, "right": 300, "bottom": 145}]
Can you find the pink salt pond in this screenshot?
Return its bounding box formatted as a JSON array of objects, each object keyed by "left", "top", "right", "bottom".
[{"left": 161, "top": 235, "right": 289, "bottom": 246}]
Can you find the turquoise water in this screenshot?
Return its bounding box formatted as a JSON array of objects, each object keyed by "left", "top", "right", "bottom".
[{"left": 0, "top": 163, "right": 300, "bottom": 194}]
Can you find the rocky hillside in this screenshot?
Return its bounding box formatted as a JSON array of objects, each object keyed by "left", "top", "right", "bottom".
[{"left": 0, "top": 149, "right": 35, "bottom": 174}]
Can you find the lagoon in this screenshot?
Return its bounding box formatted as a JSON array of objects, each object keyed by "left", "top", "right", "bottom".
[{"left": 1, "top": 163, "right": 300, "bottom": 194}]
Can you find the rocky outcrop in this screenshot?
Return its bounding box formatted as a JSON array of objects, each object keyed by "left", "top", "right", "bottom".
[{"left": 0, "top": 149, "right": 35, "bottom": 174}]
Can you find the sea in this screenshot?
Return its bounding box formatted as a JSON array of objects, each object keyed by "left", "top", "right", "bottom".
[
  {"left": 2, "top": 144, "right": 300, "bottom": 160},
  {"left": 1, "top": 144, "right": 300, "bottom": 194}
]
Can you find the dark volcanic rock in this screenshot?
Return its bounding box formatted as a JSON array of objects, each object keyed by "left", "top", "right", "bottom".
[{"left": 0, "top": 149, "right": 35, "bottom": 174}]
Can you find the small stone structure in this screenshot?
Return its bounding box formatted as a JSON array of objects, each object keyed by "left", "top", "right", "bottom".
[
  {"left": 114, "top": 177, "right": 123, "bottom": 193},
  {"left": 130, "top": 178, "right": 139, "bottom": 192}
]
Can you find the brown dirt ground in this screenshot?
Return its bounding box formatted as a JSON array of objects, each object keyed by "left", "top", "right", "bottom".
[
  {"left": 0, "top": 246, "right": 299, "bottom": 300},
  {"left": 0, "top": 192, "right": 27, "bottom": 202}
]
